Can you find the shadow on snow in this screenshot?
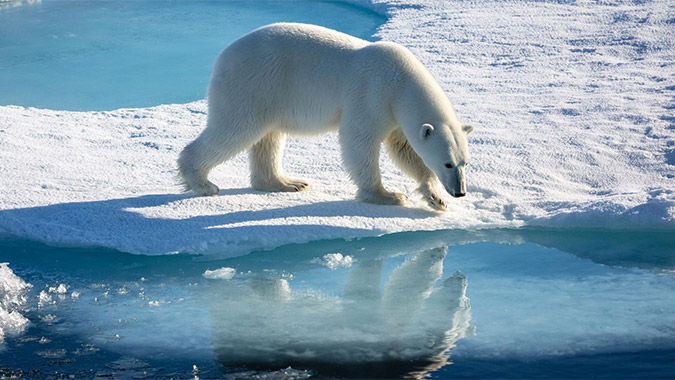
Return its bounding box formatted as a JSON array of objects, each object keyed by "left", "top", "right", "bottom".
[{"left": 0, "top": 188, "right": 437, "bottom": 256}]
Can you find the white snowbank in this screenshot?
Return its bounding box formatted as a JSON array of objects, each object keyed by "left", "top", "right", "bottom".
[
  {"left": 0, "top": 0, "right": 673, "bottom": 256},
  {"left": 0, "top": 263, "right": 32, "bottom": 344}
]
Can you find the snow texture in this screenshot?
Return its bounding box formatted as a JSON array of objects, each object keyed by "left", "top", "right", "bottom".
[{"left": 0, "top": 0, "right": 673, "bottom": 256}]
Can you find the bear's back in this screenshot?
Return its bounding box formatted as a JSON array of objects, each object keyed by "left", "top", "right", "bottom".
[
  {"left": 207, "top": 24, "right": 372, "bottom": 131},
  {"left": 213, "top": 23, "right": 368, "bottom": 81}
]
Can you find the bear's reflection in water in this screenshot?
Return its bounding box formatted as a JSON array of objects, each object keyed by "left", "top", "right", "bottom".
[{"left": 206, "top": 246, "right": 473, "bottom": 379}]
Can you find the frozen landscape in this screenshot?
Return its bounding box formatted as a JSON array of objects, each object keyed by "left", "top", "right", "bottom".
[{"left": 0, "top": 0, "right": 674, "bottom": 378}]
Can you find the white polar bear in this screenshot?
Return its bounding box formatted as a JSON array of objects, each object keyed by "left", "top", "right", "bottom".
[{"left": 178, "top": 23, "right": 473, "bottom": 211}]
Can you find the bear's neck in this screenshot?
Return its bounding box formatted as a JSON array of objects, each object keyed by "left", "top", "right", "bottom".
[{"left": 392, "top": 70, "right": 459, "bottom": 137}]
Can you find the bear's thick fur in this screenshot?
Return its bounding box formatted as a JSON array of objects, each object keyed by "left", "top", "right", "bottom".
[{"left": 178, "top": 23, "right": 472, "bottom": 211}]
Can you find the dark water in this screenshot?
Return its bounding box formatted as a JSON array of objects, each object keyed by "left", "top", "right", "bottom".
[{"left": 0, "top": 228, "right": 674, "bottom": 379}]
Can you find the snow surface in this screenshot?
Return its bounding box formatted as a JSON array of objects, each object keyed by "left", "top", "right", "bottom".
[{"left": 0, "top": 0, "right": 673, "bottom": 256}]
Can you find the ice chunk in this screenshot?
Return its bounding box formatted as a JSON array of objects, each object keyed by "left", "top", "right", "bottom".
[
  {"left": 38, "top": 290, "right": 53, "bottom": 307},
  {"left": 202, "top": 267, "right": 236, "bottom": 280},
  {"left": 0, "top": 0, "right": 41, "bottom": 10},
  {"left": 311, "top": 253, "right": 354, "bottom": 270},
  {"left": 0, "top": 263, "right": 32, "bottom": 344},
  {"left": 48, "top": 283, "right": 68, "bottom": 294}
]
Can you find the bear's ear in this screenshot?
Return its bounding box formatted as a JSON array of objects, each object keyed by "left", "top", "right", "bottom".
[
  {"left": 462, "top": 124, "right": 474, "bottom": 134},
  {"left": 420, "top": 123, "right": 434, "bottom": 140}
]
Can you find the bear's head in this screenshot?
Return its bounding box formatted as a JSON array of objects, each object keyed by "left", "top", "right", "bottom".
[{"left": 416, "top": 123, "right": 473, "bottom": 198}]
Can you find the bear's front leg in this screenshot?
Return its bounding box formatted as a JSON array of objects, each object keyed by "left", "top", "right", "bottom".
[
  {"left": 340, "top": 129, "right": 407, "bottom": 206},
  {"left": 385, "top": 128, "right": 447, "bottom": 211}
]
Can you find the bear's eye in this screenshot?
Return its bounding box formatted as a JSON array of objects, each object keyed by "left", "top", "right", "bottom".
[{"left": 445, "top": 163, "right": 453, "bottom": 169}]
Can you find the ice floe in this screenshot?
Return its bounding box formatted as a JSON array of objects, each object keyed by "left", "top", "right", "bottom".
[{"left": 0, "top": 0, "right": 672, "bottom": 256}]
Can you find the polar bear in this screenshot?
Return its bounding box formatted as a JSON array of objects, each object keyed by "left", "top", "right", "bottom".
[{"left": 178, "top": 23, "right": 473, "bottom": 211}]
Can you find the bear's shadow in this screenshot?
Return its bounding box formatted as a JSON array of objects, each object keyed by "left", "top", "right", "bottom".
[{"left": 0, "top": 187, "right": 438, "bottom": 255}]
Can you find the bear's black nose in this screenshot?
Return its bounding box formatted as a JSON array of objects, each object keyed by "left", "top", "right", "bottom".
[{"left": 454, "top": 192, "right": 466, "bottom": 198}]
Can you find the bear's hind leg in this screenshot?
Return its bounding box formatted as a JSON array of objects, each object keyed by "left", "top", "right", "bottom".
[
  {"left": 249, "top": 131, "right": 310, "bottom": 192},
  {"left": 178, "top": 119, "right": 266, "bottom": 196},
  {"left": 385, "top": 128, "right": 447, "bottom": 211},
  {"left": 178, "top": 137, "right": 222, "bottom": 196}
]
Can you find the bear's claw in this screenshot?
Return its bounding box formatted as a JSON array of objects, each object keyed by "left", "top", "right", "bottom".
[
  {"left": 418, "top": 180, "right": 447, "bottom": 212},
  {"left": 427, "top": 193, "right": 447, "bottom": 212},
  {"left": 285, "top": 178, "right": 310, "bottom": 192}
]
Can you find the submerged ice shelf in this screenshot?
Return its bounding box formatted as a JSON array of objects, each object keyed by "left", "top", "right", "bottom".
[{"left": 1, "top": 229, "right": 674, "bottom": 378}]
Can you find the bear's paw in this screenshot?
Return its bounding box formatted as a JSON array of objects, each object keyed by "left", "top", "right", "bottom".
[
  {"left": 358, "top": 189, "right": 408, "bottom": 206},
  {"left": 192, "top": 181, "right": 220, "bottom": 197}
]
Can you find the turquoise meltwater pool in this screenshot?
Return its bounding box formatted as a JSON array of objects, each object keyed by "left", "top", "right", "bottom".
[{"left": 0, "top": 0, "right": 384, "bottom": 110}]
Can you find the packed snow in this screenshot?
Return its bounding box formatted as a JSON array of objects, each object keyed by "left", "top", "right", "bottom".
[{"left": 0, "top": 0, "right": 673, "bottom": 256}]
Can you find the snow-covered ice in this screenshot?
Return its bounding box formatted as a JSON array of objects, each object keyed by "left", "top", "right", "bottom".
[{"left": 0, "top": 0, "right": 673, "bottom": 256}]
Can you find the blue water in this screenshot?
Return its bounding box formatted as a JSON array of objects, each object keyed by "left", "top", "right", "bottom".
[
  {"left": 1, "top": 228, "right": 674, "bottom": 379},
  {"left": 0, "top": 0, "right": 384, "bottom": 111}
]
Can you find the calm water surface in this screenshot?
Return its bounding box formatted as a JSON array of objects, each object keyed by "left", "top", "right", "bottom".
[
  {"left": 1, "top": 228, "right": 674, "bottom": 379},
  {"left": 0, "top": 0, "right": 384, "bottom": 110}
]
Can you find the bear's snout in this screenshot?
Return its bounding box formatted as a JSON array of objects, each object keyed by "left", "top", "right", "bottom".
[{"left": 453, "top": 192, "right": 466, "bottom": 198}]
